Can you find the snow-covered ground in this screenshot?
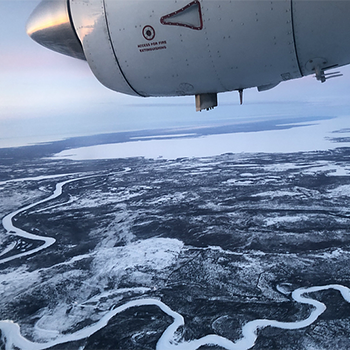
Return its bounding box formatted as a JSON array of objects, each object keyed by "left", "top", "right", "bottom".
[
  {"left": 1, "top": 283, "right": 350, "bottom": 350},
  {"left": 2, "top": 113, "right": 350, "bottom": 349},
  {"left": 52, "top": 115, "right": 350, "bottom": 160}
]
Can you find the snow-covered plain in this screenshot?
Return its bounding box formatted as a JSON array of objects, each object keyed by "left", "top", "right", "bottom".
[
  {"left": 1, "top": 152, "right": 350, "bottom": 348},
  {"left": 2, "top": 114, "right": 350, "bottom": 349},
  {"left": 1, "top": 284, "right": 350, "bottom": 350},
  {"left": 2, "top": 173, "right": 350, "bottom": 349}
]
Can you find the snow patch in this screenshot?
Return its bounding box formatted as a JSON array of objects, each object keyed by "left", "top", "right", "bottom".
[
  {"left": 311, "top": 248, "right": 345, "bottom": 259},
  {"left": 92, "top": 238, "right": 184, "bottom": 276},
  {"left": 0, "top": 266, "right": 41, "bottom": 298},
  {"left": 252, "top": 190, "right": 300, "bottom": 198},
  {"left": 328, "top": 185, "right": 350, "bottom": 197},
  {"left": 264, "top": 215, "right": 308, "bottom": 226}
]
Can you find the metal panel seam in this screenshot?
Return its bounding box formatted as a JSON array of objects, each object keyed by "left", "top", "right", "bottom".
[
  {"left": 102, "top": 0, "right": 143, "bottom": 97},
  {"left": 290, "top": 0, "right": 303, "bottom": 77},
  {"left": 67, "top": 0, "right": 86, "bottom": 60}
]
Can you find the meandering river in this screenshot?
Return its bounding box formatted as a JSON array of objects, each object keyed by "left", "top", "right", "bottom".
[
  {"left": 0, "top": 175, "right": 90, "bottom": 264},
  {"left": 1, "top": 175, "right": 349, "bottom": 350},
  {"left": 1, "top": 284, "right": 350, "bottom": 350}
]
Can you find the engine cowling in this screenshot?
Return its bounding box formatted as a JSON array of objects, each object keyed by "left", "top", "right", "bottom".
[{"left": 27, "top": 0, "right": 350, "bottom": 110}]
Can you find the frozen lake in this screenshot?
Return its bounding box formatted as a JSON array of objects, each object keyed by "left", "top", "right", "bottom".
[{"left": 52, "top": 115, "right": 350, "bottom": 160}]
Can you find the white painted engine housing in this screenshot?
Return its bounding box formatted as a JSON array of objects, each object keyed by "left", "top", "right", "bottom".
[{"left": 28, "top": 0, "right": 350, "bottom": 108}]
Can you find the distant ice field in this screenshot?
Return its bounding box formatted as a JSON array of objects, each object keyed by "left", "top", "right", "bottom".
[{"left": 53, "top": 115, "right": 350, "bottom": 160}]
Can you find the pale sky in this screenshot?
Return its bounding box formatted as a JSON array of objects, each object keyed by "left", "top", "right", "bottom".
[{"left": 2, "top": 0, "right": 350, "bottom": 148}]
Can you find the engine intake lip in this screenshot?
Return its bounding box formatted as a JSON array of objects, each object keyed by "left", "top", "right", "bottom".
[{"left": 26, "top": 0, "right": 86, "bottom": 60}]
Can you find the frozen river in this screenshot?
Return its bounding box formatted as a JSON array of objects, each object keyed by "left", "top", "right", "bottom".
[
  {"left": 1, "top": 172, "right": 350, "bottom": 349},
  {"left": 1, "top": 283, "right": 350, "bottom": 350},
  {"left": 0, "top": 175, "right": 90, "bottom": 264}
]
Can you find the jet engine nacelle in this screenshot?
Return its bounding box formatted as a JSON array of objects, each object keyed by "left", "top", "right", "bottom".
[{"left": 27, "top": 0, "right": 350, "bottom": 110}]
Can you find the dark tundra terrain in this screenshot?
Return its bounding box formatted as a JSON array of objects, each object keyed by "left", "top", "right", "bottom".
[{"left": 1, "top": 145, "right": 350, "bottom": 349}]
